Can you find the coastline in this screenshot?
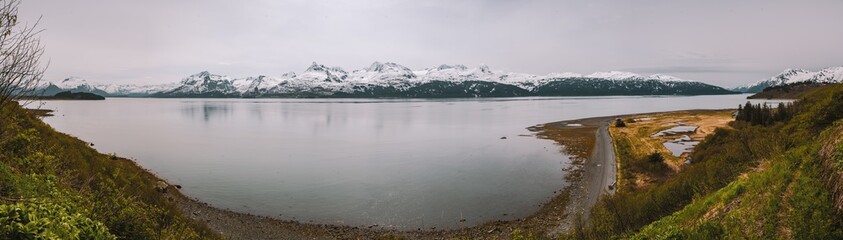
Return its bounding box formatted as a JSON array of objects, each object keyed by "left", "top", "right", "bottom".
[
  {"left": 56, "top": 110, "right": 739, "bottom": 238},
  {"left": 146, "top": 115, "right": 623, "bottom": 239},
  {"left": 532, "top": 116, "right": 618, "bottom": 234},
  {"left": 49, "top": 109, "right": 734, "bottom": 238}
]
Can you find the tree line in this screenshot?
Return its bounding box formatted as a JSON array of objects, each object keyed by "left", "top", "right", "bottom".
[{"left": 736, "top": 101, "right": 795, "bottom": 125}]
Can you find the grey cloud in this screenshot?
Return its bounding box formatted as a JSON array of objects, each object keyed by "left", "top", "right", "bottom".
[{"left": 15, "top": 0, "right": 843, "bottom": 88}]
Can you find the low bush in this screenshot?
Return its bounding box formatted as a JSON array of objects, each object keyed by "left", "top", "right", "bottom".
[
  {"left": 0, "top": 103, "right": 216, "bottom": 239},
  {"left": 0, "top": 202, "right": 115, "bottom": 240},
  {"left": 615, "top": 119, "right": 626, "bottom": 127}
]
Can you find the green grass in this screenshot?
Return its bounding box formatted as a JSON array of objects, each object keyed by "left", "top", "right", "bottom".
[
  {"left": 563, "top": 84, "right": 843, "bottom": 239},
  {"left": 630, "top": 85, "right": 843, "bottom": 239},
  {"left": 0, "top": 103, "right": 219, "bottom": 239},
  {"left": 632, "top": 133, "right": 843, "bottom": 239},
  {"left": 613, "top": 136, "right": 637, "bottom": 192},
  {"left": 631, "top": 178, "right": 746, "bottom": 239}
]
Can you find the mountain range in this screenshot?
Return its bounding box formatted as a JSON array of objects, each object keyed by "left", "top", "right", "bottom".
[
  {"left": 734, "top": 65, "right": 843, "bottom": 93},
  {"left": 38, "top": 62, "right": 736, "bottom": 98}
]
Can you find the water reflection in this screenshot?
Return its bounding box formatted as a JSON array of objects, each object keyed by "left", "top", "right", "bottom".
[
  {"left": 40, "top": 95, "right": 758, "bottom": 230},
  {"left": 181, "top": 101, "right": 233, "bottom": 122},
  {"left": 249, "top": 103, "right": 264, "bottom": 122}
]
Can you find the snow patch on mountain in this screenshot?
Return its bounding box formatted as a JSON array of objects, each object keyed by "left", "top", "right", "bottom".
[
  {"left": 299, "top": 62, "right": 348, "bottom": 83},
  {"left": 647, "top": 74, "right": 690, "bottom": 82},
  {"left": 43, "top": 61, "right": 722, "bottom": 97},
  {"left": 735, "top": 65, "right": 843, "bottom": 92},
  {"left": 42, "top": 77, "right": 177, "bottom": 96},
  {"left": 347, "top": 61, "right": 417, "bottom": 87},
  {"left": 57, "top": 77, "right": 94, "bottom": 90},
  {"left": 585, "top": 71, "right": 642, "bottom": 80},
  {"left": 169, "top": 71, "right": 237, "bottom": 94},
  {"left": 547, "top": 72, "right": 584, "bottom": 79}
]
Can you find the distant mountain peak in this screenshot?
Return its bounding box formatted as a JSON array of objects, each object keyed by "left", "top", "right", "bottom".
[
  {"left": 734, "top": 65, "right": 843, "bottom": 93},
  {"left": 57, "top": 76, "right": 92, "bottom": 89},
  {"left": 302, "top": 61, "right": 347, "bottom": 82},
  {"left": 43, "top": 61, "right": 735, "bottom": 97},
  {"left": 366, "top": 61, "right": 411, "bottom": 73},
  {"left": 305, "top": 62, "right": 326, "bottom": 73},
  {"left": 367, "top": 61, "right": 384, "bottom": 71},
  {"left": 185, "top": 71, "right": 218, "bottom": 80},
  {"left": 478, "top": 64, "right": 491, "bottom": 74},
  {"left": 778, "top": 68, "right": 809, "bottom": 75},
  {"left": 647, "top": 74, "right": 687, "bottom": 82}
]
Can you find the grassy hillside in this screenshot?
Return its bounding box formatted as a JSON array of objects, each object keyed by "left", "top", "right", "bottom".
[
  {"left": 565, "top": 84, "right": 843, "bottom": 239},
  {"left": 747, "top": 82, "right": 834, "bottom": 100},
  {"left": 0, "top": 103, "right": 218, "bottom": 239},
  {"left": 632, "top": 122, "right": 843, "bottom": 239}
]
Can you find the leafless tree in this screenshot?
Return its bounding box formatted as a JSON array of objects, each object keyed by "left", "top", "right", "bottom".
[{"left": 0, "top": 0, "right": 46, "bottom": 112}]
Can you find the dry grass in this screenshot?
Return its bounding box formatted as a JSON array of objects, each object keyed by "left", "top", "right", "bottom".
[{"left": 610, "top": 109, "right": 735, "bottom": 190}]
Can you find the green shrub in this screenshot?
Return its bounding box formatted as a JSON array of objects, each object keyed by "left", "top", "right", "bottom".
[
  {"left": 647, "top": 152, "right": 664, "bottom": 164},
  {"left": 0, "top": 103, "right": 216, "bottom": 239},
  {"left": 0, "top": 202, "right": 115, "bottom": 240},
  {"left": 615, "top": 119, "right": 627, "bottom": 127},
  {"left": 510, "top": 228, "right": 537, "bottom": 240},
  {"left": 2, "top": 128, "right": 37, "bottom": 156}
]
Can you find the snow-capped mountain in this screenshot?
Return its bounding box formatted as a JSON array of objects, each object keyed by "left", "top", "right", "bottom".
[
  {"left": 235, "top": 75, "right": 286, "bottom": 96},
  {"left": 56, "top": 77, "right": 97, "bottom": 92},
  {"left": 41, "top": 61, "right": 735, "bottom": 98},
  {"left": 165, "top": 71, "right": 238, "bottom": 97},
  {"left": 347, "top": 61, "right": 417, "bottom": 87},
  {"left": 297, "top": 62, "right": 349, "bottom": 83},
  {"left": 37, "top": 77, "right": 177, "bottom": 97},
  {"left": 734, "top": 66, "right": 843, "bottom": 93}
]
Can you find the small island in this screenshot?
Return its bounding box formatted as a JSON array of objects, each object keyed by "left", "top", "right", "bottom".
[{"left": 43, "top": 91, "right": 105, "bottom": 100}]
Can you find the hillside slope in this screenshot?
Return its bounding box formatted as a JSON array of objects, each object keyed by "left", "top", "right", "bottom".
[
  {"left": 633, "top": 122, "right": 843, "bottom": 239},
  {"left": 565, "top": 84, "right": 843, "bottom": 239},
  {"left": 0, "top": 103, "right": 218, "bottom": 239},
  {"left": 747, "top": 81, "right": 833, "bottom": 99},
  {"left": 630, "top": 84, "right": 843, "bottom": 239},
  {"left": 735, "top": 66, "right": 843, "bottom": 93}
]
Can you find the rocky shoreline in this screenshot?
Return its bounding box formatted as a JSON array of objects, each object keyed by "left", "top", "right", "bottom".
[{"left": 127, "top": 116, "right": 622, "bottom": 239}]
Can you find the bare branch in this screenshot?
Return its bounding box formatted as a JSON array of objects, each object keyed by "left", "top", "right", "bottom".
[{"left": 0, "top": 0, "right": 47, "bottom": 115}]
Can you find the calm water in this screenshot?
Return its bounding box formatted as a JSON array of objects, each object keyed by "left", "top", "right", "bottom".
[{"left": 40, "top": 95, "right": 753, "bottom": 229}]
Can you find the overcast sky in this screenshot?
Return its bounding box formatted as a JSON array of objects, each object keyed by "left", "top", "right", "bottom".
[{"left": 18, "top": 0, "right": 843, "bottom": 87}]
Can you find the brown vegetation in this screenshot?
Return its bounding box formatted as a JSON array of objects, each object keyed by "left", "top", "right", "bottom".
[{"left": 609, "top": 110, "right": 734, "bottom": 190}]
